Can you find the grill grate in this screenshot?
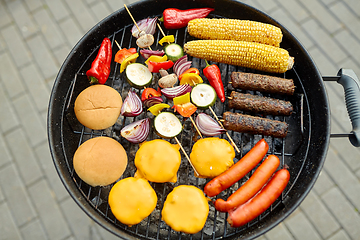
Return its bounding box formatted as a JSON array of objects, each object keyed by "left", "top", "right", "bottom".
[{"left": 60, "top": 16, "right": 311, "bottom": 240}]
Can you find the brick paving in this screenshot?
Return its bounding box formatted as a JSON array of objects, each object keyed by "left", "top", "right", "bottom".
[{"left": 0, "top": 0, "right": 359, "bottom": 239}]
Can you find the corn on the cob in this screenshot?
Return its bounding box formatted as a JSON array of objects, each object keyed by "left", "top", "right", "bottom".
[
  {"left": 187, "top": 18, "right": 283, "bottom": 47},
  {"left": 183, "top": 40, "right": 294, "bottom": 73}
]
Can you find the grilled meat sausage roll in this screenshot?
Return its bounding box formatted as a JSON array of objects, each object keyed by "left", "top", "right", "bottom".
[
  {"left": 231, "top": 72, "right": 295, "bottom": 95},
  {"left": 223, "top": 112, "right": 288, "bottom": 138},
  {"left": 228, "top": 91, "right": 293, "bottom": 116}
]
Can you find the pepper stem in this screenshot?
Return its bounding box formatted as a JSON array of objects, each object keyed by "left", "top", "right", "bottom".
[
  {"left": 159, "top": 16, "right": 164, "bottom": 22},
  {"left": 204, "top": 59, "right": 211, "bottom": 67},
  {"left": 88, "top": 76, "right": 99, "bottom": 84}
]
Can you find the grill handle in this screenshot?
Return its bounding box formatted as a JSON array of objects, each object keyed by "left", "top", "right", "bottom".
[{"left": 324, "top": 69, "right": 360, "bottom": 147}]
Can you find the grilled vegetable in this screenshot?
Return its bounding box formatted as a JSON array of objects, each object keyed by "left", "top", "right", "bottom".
[
  {"left": 141, "top": 87, "right": 161, "bottom": 102},
  {"left": 114, "top": 48, "right": 137, "bottom": 64},
  {"left": 125, "top": 63, "right": 152, "bottom": 88},
  {"left": 203, "top": 59, "right": 225, "bottom": 102},
  {"left": 120, "top": 89, "right": 143, "bottom": 117},
  {"left": 121, "top": 118, "right": 151, "bottom": 143},
  {"left": 228, "top": 91, "right": 293, "bottom": 116},
  {"left": 231, "top": 72, "right": 295, "bottom": 95},
  {"left": 227, "top": 169, "right": 290, "bottom": 227},
  {"left": 161, "top": 84, "right": 192, "bottom": 99},
  {"left": 147, "top": 60, "right": 174, "bottom": 73},
  {"left": 222, "top": 112, "right": 289, "bottom": 138},
  {"left": 136, "top": 31, "right": 155, "bottom": 48},
  {"left": 187, "top": 18, "right": 283, "bottom": 47},
  {"left": 190, "top": 83, "right": 216, "bottom": 109},
  {"left": 173, "top": 92, "right": 197, "bottom": 118},
  {"left": 204, "top": 138, "right": 269, "bottom": 197},
  {"left": 159, "top": 35, "right": 175, "bottom": 46},
  {"left": 214, "top": 154, "right": 280, "bottom": 212},
  {"left": 195, "top": 113, "right": 226, "bottom": 136},
  {"left": 158, "top": 73, "right": 178, "bottom": 88},
  {"left": 120, "top": 53, "right": 139, "bottom": 73},
  {"left": 164, "top": 43, "right": 184, "bottom": 62},
  {"left": 179, "top": 68, "right": 200, "bottom": 81},
  {"left": 131, "top": 17, "right": 157, "bottom": 38},
  {"left": 180, "top": 73, "right": 203, "bottom": 86},
  {"left": 148, "top": 103, "right": 171, "bottom": 116},
  {"left": 160, "top": 7, "right": 214, "bottom": 29},
  {"left": 86, "top": 38, "right": 112, "bottom": 84},
  {"left": 154, "top": 112, "right": 182, "bottom": 138},
  {"left": 184, "top": 40, "right": 294, "bottom": 73}
]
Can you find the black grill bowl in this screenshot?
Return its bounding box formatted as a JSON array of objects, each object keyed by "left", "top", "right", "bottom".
[{"left": 47, "top": 0, "right": 330, "bottom": 239}]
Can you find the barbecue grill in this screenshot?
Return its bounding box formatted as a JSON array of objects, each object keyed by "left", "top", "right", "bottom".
[{"left": 47, "top": 0, "right": 360, "bottom": 239}]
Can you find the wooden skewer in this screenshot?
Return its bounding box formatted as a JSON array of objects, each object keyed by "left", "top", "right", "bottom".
[
  {"left": 189, "top": 115, "right": 203, "bottom": 139},
  {"left": 114, "top": 40, "right": 121, "bottom": 50},
  {"left": 123, "top": 4, "right": 152, "bottom": 51},
  {"left": 209, "top": 106, "right": 240, "bottom": 153},
  {"left": 174, "top": 137, "right": 199, "bottom": 177},
  {"left": 157, "top": 23, "right": 166, "bottom": 38}
]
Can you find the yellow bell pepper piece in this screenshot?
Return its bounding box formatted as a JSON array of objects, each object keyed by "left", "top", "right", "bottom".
[
  {"left": 147, "top": 103, "right": 170, "bottom": 116},
  {"left": 179, "top": 73, "right": 203, "bottom": 86},
  {"left": 173, "top": 92, "right": 191, "bottom": 106},
  {"left": 158, "top": 35, "right": 175, "bottom": 46},
  {"left": 145, "top": 55, "right": 167, "bottom": 65},
  {"left": 120, "top": 53, "right": 139, "bottom": 73}
]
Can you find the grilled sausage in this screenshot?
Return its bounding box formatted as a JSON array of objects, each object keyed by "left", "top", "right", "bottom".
[
  {"left": 231, "top": 72, "right": 295, "bottom": 95},
  {"left": 227, "top": 169, "right": 290, "bottom": 227},
  {"left": 228, "top": 91, "right": 293, "bottom": 116},
  {"left": 223, "top": 112, "right": 288, "bottom": 138}
]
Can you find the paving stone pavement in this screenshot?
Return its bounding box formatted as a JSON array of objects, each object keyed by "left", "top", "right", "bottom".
[{"left": 0, "top": 0, "right": 360, "bottom": 239}]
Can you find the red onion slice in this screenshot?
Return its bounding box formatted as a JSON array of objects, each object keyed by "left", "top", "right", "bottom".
[
  {"left": 120, "top": 118, "right": 150, "bottom": 143},
  {"left": 173, "top": 55, "right": 192, "bottom": 76},
  {"left": 195, "top": 113, "right": 226, "bottom": 136},
  {"left": 140, "top": 49, "right": 165, "bottom": 59},
  {"left": 143, "top": 96, "right": 163, "bottom": 108},
  {"left": 131, "top": 17, "right": 157, "bottom": 38},
  {"left": 161, "top": 84, "right": 192, "bottom": 99},
  {"left": 121, "top": 90, "right": 143, "bottom": 117}
]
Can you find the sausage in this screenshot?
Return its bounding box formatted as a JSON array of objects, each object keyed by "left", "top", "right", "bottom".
[
  {"left": 204, "top": 139, "right": 268, "bottom": 197},
  {"left": 214, "top": 155, "right": 280, "bottom": 212},
  {"left": 227, "top": 169, "right": 290, "bottom": 227},
  {"left": 222, "top": 112, "right": 288, "bottom": 138},
  {"left": 231, "top": 72, "right": 295, "bottom": 95},
  {"left": 228, "top": 91, "right": 293, "bottom": 116}
]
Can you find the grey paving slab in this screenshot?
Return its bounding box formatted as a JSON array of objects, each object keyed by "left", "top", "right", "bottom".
[
  {"left": 24, "top": 0, "right": 43, "bottom": 12},
  {"left": 1, "top": 25, "right": 32, "bottom": 68},
  {"left": 0, "top": 81, "right": 20, "bottom": 133},
  {"left": 312, "top": 170, "right": 335, "bottom": 196},
  {"left": 89, "top": 1, "right": 113, "bottom": 22},
  {"left": 0, "top": 163, "right": 37, "bottom": 227},
  {"left": 299, "top": 191, "right": 340, "bottom": 239},
  {"left": 6, "top": 0, "right": 38, "bottom": 38},
  {"left": 283, "top": 210, "right": 322, "bottom": 240},
  {"left": 59, "top": 17, "right": 84, "bottom": 48},
  {"left": 0, "top": 133, "right": 12, "bottom": 168},
  {"left": 5, "top": 129, "right": 43, "bottom": 184},
  {"left": 0, "top": 1, "right": 12, "bottom": 29},
  {"left": 64, "top": 0, "right": 97, "bottom": 33},
  {"left": 334, "top": 29, "right": 360, "bottom": 66},
  {"left": 12, "top": 94, "right": 47, "bottom": 147},
  {"left": 33, "top": 8, "right": 66, "bottom": 50},
  {"left": 42, "top": 0, "right": 70, "bottom": 22},
  {"left": 276, "top": 0, "right": 309, "bottom": 22},
  {"left": 19, "top": 63, "right": 51, "bottom": 113},
  {"left": 327, "top": 230, "right": 351, "bottom": 240},
  {"left": 28, "top": 179, "right": 71, "bottom": 240},
  {"left": 0, "top": 52, "right": 26, "bottom": 99},
  {"left": 26, "top": 35, "right": 59, "bottom": 80},
  {"left": 264, "top": 222, "right": 295, "bottom": 240},
  {"left": 321, "top": 187, "right": 360, "bottom": 240},
  {"left": 20, "top": 219, "right": 48, "bottom": 240},
  {"left": 0, "top": 202, "right": 22, "bottom": 240}
]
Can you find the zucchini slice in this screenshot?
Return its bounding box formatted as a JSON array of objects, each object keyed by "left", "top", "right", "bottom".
[
  {"left": 164, "top": 43, "right": 184, "bottom": 62},
  {"left": 191, "top": 84, "right": 217, "bottom": 109},
  {"left": 154, "top": 112, "right": 182, "bottom": 138},
  {"left": 125, "top": 63, "right": 153, "bottom": 88}
]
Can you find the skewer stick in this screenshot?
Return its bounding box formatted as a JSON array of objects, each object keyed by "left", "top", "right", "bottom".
[
  {"left": 174, "top": 137, "right": 199, "bottom": 177},
  {"left": 189, "top": 116, "right": 203, "bottom": 139},
  {"left": 114, "top": 40, "right": 121, "bottom": 50},
  {"left": 209, "top": 106, "right": 240, "bottom": 153},
  {"left": 123, "top": 4, "right": 152, "bottom": 51}
]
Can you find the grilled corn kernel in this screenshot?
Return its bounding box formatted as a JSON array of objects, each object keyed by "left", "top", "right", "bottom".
[
  {"left": 183, "top": 40, "right": 294, "bottom": 73},
  {"left": 188, "top": 18, "right": 283, "bottom": 47}
]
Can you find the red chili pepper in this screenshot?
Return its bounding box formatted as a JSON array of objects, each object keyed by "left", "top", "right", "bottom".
[
  {"left": 114, "top": 48, "right": 137, "bottom": 64},
  {"left": 159, "top": 8, "right": 214, "bottom": 29},
  {"left": 141, "top": 87, "right": 162, "bottom": 102},
  {"left": 203, "top": 59, "right": 225, "bottom": 102},
  {"left": 147, "top": 60, "right": 174, "bottom": 73},
  {"left": 86, "top": 38, "right": 112, "bottom": 84}
]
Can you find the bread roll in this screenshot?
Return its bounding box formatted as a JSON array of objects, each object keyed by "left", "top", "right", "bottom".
[
  {"left": 73, "top": 136, "right": 128, "bottom": 187},
  {"left": 74, "top": 85, "right": 122, "bottom": 130}
]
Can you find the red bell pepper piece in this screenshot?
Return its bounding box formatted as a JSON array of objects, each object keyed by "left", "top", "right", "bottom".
[
  {"left": 159, "top": 8, "right": 214, "bottom": 29},
  {"left": 114, "top": 48, "right": 137, "bottom": 64},
  {"left": 203, "top": 59, "right": 225, "bottom": 102},
  {"left": 147, "top": 60, "right": 174, "bottom": 73},
  {"left": 86, "top": 38, "right": 112, "bottom": 84},
  {"left": 178, "top": 67, "right": 200, "bottom": 81},
  {"left": 141, "top": 87, "right": 162, "bottom": 102}
]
